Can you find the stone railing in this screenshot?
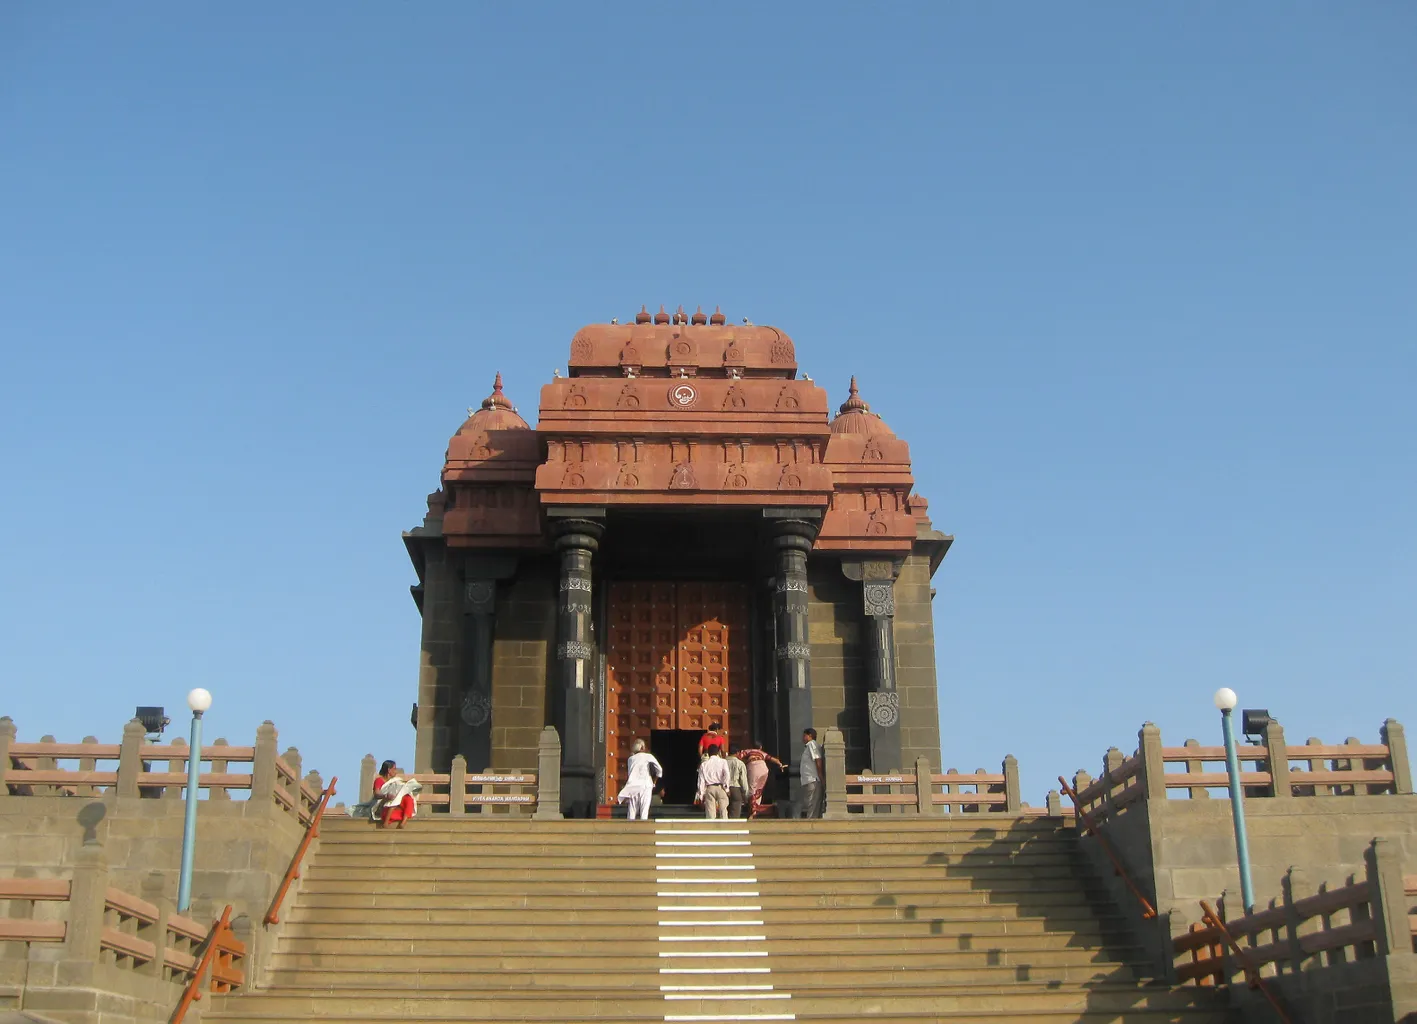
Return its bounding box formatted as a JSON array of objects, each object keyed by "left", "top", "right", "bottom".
[
  {"left": 1173, "top": 837, "right": 1417, "bottom": 1021},
  {"left": 821, "top": 728, "right": 1058, "bottom": 818},
  {"left": 0, "top": 716, "right": 325, "bottom": 827},
  {"left": 357, "top": 725, "right": 564, "bottom": 820},
  {"left": 1071, "top": 719, "right": 1411, "bottom": 830},
  {"left": 0, "top": 842, "right": 244, "bottom": 997}
]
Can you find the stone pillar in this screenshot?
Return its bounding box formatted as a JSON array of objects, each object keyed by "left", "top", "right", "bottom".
[
  {"left": 552, "top": 516, "right": 604, "bottom": 817},
  {"left": 1003, "top": 754, "right": 1021, "bottom": 813},
  {"left": 1368, "top": 837, "right": 1414, "bottom": 958},
  {"left": 414, "top": 543, "right": 462, "bottom": 774},
  {"left": 756, "top": 573, "right": 780, "bottom": 756},
  {"left": 116, "top": 718, "right": 145, "bottom": 799},
  {"left": 1382, "top": 719, "right": 1412, "bottom": 794},
  {"left": 458, "top": 578, "right": 497, "bottom": 777},
  {"left": 449, "top": 755, "right": 467, "bottom": 816},
  {"left": 0, "top": 716, "right": 13, "bottom": 801},
  {"left": 1139, "top": 722, "right": 1166, "bottom": 803},
  {"left": 1263, "top": 720, "right": 1290, "bottom": 798},
  {"left": 250, "top": 721, "right": 279, "bottom": 811},
  {"left": 768, "top": 516, "right": 817, "bottom": 809},
  {"left": 359, "top": 754, "right": 376, "bottom": 803},
  {"left": 533, "top": 726, "right": 564, "bottom": 820},
  {"left": 66, "top": 836, "right": 109, "bottom": 961},
  {"left": 823, "top": 727, "right": 848, "bottom": 820}
]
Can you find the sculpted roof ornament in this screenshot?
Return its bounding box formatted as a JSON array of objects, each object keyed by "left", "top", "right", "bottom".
[
  {"left": 462, "top": 372, "right": 530, "bottom": 432},
  {"left": 830, "top": 376, "right": 894, "bottom": 437},
  {"left": 636, "top": 304, "right": 652, "bottom": 325},
  {"left": 709, "top": 305, "right": 726, "bottom": 326}
]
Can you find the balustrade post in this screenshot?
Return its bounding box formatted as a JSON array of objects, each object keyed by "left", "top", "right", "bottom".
[
  {"left": 824, "top": 727, "right": 848, "bottom": 820},
  {"left": 449, "top": 755, "right": 467, "bottom": 816},
  {"left": 77, "top": 734, "right": 99, "bottom": 797},
  {"left": 914, "top": 757, "right": 934, "bottom": 816},
  {"left": 1282, "top": 867, "right": 1314, "bottom": 973},
  {"left": 250, "top": 721, "right": 279, "bottom": 811},
  {"left": 1381, "top": 719, "right": 1412, "bottom": 795},
  {"left": 1003, "top": 755, "right": 1021, "bottom": 813},
  {"left": 164, "top": 737, "right": 186, "bottom": 801},
  {"left": 1183, "top": 738, "right": 1209, "bottom": 799},
  {"left": 1139, "top": 722, "right": 1166, "bottom": 803},
  {"left": 209, "top": 737, "right": 231, "bottom": 800},
  {"left": 359, "top": 754, "right": 376, "bottom": 803},
  {"left": 0, "top": 716, "right": 14, "bottom": 800},
  {"left": 532, "top": 727, "right": 563, "bottom": 820},
  {"left": 1367, "top": 837, "right": 1413, "bottom": 958},
  {"left": 116, "top": 718, "right": 146, "bottom": 799},
  {"left": 1046, "top": 789, "right": 1062, "bottom": 817},
  {"left": 139, "top": 873, "right": 169, "bottom": 979},
  {"left": 67, "top": 836, "right": 110, "bottom": 962},
  {"left": 1263, "top": 720, "right": 1290, "bottom": 798},
  {"left": 1104, "top": 748, "right": 1124, "bottom": 819},
  {"left": 283, "top": 747, "right": 303, "bottom": 811}
]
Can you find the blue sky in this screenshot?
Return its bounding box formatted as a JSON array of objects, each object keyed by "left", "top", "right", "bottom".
[{"left": 1, "top": 5, "right": 1413, "bottom": 804}]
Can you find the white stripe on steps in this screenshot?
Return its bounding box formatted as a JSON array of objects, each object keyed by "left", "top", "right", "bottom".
[
  {"left": 664, "top": 1016, "right": 795, "bottom": 1022},
  {"left": 660, "top": 967, "right": 772, "bottom": 974},
  {"left": 653, "top": 823, "right": 795, "bottom": 1022},
  {"left": 659, "top": 935, "right": 765, "bottom": 942},
  {"left": 664, "top": 994, "right": 792, "bottom": 1001}
]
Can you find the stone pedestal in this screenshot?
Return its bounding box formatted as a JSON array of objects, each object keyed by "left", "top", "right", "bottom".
[{"left": 552, "top": 515, "right": 604, "bottom": 817}]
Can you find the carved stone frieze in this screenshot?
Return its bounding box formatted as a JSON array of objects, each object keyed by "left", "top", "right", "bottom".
[
  {"left": 559, "top": 577, "right": 593, "bottom": 593},
  {"left": 557, "top": 640, "right": 595, "bottom": 660},
  {"left": 775, "top": 641, "right": 811, "bottom": 659}
]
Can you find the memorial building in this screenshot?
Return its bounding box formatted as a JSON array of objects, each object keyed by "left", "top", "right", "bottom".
[{"left": 403, "top": 306, "right": 952, "bottom": 815}]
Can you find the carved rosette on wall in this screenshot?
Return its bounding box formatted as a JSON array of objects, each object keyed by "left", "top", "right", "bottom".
[
  {"left": 464, "top": 579, "right": 496, "bottom": 613},
  {"left": 863, "top": 582, "right": 895, "bottom": 617},
  {"left": 769, "top": 334, "right": 795, "bottom": 364},
  {"left": 868, "top": 690, "right": 901, "bottom": 728},
  {"left": 562, "top": 464, "right": 586, "bottom": 488},
  {"left": 723, "top": 464, "right": 749, "bottom": 488},
  {"left": 722, "top": 384, "right": 747, "bottom": 410},
  {"left": 617, "top": 384, "right": 642, "bottom": 409},
  {"left": 557, "top": 640, "right": 595, "bottom": 660},
  {"left": 668, "top": 383, "right": 698, "bottom": 409},
  {"left": 778, "top": 463, "right": 804, "bottom": 489},
  {"left": 775, "top": 641, "right": 811, "bottom": 659},
  {"left": 461, "top": 690, "right": 492, "bottom": 727},
  {"left": 775, "top": 385, "right": 801, "bottom": 411},
  {"left": 564, "top": 385, "right": 587, "bottom": 408},
  {"left": 615, "top": 464, "right": 640, "bottom": 488}
]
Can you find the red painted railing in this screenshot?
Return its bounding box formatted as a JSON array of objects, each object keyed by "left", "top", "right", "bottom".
[
  {"left": 171, "top": 904, "right": 244, "bottom": 1023},
  {"left": 1058, "top": 774, "right": 1157, "bottom": 919},
  {"left": 264, "top": 775, "right": 336, "bottom": 926}
]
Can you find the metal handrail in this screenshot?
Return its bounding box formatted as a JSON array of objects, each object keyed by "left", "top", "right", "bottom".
[
  {"left": 1058, "top": 775, "right": 1157, "bottom": 919},
  {"left": 170, "top": 904, "right": 233, "bottom": 1024},
  {"left": 1199, "top": 899, "right": 1294, "bottom": 1023},
  {"left": 264, "top": 776, "right": 336, "bottom": 926}
]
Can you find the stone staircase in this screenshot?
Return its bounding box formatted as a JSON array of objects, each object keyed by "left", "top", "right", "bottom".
[{"left": 202, "top": 815, "right": 1230, "bottom": 1023}]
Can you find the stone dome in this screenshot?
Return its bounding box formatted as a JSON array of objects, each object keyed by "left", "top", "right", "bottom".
[
  {"left": 830, "top": 376, "right": 895, "bottom": 438},
  {"left": 459, "top": 373, "right": 530, "bottom": 433}
]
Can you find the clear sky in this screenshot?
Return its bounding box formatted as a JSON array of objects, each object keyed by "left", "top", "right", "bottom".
[{"left": 2, "top": 5, "right": 1413, "bottom": 805}]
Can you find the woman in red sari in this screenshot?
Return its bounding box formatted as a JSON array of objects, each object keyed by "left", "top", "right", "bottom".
[
  {"left": 373, "top": 760, "right": 417, "bottom": 829},
  {"left": 736, "top": 743, "right": 785, "bottom": 819},
  {"left": 698, "top": 723, "right": 727, "bottom": 757}
]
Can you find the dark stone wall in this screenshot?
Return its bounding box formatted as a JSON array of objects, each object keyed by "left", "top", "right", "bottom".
[
  {"left": 807, "top": 563, "right": 869, "bottom": 772},
  {"left": 489, "top": 558, "right": 557, "bottom": 771},
  {"left": 895, "top": 551, "right": 943, "bottom": 771}
]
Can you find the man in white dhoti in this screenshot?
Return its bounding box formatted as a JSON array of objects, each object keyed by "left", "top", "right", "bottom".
[{"left": 617, "top": 738, "right": 663, "bottom": 821}]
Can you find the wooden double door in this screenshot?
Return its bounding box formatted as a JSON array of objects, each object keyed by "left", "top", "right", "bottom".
[{"left": 604, "top": 581, "right": 751, "bottom": 799}]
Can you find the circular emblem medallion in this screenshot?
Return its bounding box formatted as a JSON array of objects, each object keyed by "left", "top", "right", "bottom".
[{"left": 669, "top": 384, "right": 698, "bottom": 408}]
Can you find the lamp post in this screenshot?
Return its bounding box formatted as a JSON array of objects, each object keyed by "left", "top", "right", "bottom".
[
  {"left": 1213, "top": 687, "right": 1256, "bottom": 913},
  {"left": 177, "top": 687, "right": 212, "bottom": 912}
]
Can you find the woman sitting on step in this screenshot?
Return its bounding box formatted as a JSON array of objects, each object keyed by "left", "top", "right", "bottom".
[{"left": 372, "top": 760, "right": 420, "bottom": 829}]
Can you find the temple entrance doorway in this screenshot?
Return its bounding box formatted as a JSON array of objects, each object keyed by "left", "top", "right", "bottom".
[
  {"left": 650, "top": 729, "right": 702, "bottom": 806},
  {"left": 604, "top": 580, "right": 750, "bottom": 800}
]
